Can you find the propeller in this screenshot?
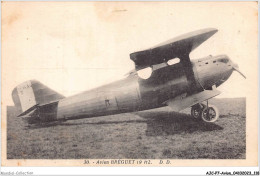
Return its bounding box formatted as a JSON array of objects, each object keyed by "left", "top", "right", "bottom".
[{"left": 232, "top": 63, "right": 246, "bottom": 79}]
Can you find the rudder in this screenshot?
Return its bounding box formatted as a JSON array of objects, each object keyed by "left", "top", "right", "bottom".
[{"left": 12, "top": 80, "right": 65, "bottom": 114}]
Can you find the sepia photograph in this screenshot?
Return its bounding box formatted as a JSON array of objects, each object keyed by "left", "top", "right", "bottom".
[{"left": 1, "top": 1, "right": 258, "bottom": 168}]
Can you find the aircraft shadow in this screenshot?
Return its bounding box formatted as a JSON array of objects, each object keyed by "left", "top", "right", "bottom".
[
  {"left": 135, "top": 111, "right": 223, "bottom": 136},
  {"left": 24, "top": 118, "right": 148, "bottom": 129},
  {"left": 26, "top": 110, "right": 223, "bottom": 136}
]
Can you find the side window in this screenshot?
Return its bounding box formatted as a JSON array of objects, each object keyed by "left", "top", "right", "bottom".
[
  {"left": 167, "top": 58, "right": 180, "bottom": 65},
  {"left": 137, "top": 67, "right": 152, "bottom": 79}
]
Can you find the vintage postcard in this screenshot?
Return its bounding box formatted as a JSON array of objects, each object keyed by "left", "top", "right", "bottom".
[{"left": 1, "top": 1, "right": 258, "bottom": 168}]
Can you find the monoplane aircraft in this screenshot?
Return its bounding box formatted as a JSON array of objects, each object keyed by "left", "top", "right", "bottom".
[{"left": 12, "top": 28, "right": 245, "bottom": 124}]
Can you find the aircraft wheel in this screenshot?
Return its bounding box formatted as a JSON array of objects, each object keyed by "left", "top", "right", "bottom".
[
  {"left": 191, "top": 104, "right": 203, "bottom": 120},
  {"left": 201, "top": 104, "right": 219, "bottom": 123}
]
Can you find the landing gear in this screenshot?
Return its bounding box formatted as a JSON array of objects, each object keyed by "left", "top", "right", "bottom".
[
  {"left": 201, "top": 104, "right": 219, "bottom": 123},
  {"left": 191, "top": 104, "right": 204, "bottom": 120},
  {"left": 191, "top": 102, "right": 219, "bottom": 123}
]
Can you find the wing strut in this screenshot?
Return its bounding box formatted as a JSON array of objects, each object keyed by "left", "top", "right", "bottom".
[{"left": 181, "top": 53, "right": 198, "bottom": 94}]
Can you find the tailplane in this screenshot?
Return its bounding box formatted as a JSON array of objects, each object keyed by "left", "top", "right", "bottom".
[{"left": 12, "top": 80, "right": 65, "bottom": 123}]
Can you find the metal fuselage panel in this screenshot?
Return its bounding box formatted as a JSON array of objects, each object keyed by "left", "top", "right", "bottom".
[
  {"left": 56, "top": 63, "right": 190, "bottom": 120},
  {"left": 56, "top": 76, "right": 142, "bottom": 120},
  {"left": 194, "top": 55, "right": 233, "bottom": 89}
]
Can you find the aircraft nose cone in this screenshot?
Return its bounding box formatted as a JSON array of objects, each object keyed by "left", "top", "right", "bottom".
[
  {"left": 229, "top": 58, "right": 238, "bottom": 68},
  {"left": 230, "top": 60, "right": 246, "bottom": 79},
  {"left": 232, "top": 62, "right": 239, "bottom": 69}
]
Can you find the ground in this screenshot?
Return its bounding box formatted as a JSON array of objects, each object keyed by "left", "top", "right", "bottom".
[{"left": 6, "top": 98, "right": 246, "bottom": 159}]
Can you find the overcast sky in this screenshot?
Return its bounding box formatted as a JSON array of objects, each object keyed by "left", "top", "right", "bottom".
[{"left": 2, "top": 2, "right": 258, "bottom": 105}]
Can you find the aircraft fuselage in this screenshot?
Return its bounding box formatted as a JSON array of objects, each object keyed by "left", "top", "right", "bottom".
[{"left": 36, "top": 54, "right": 234, "bottom": 122}]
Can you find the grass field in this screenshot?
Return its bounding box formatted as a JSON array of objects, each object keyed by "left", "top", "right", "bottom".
[{"left": 7, "top": 98, "right": 246, "bottom": 159}]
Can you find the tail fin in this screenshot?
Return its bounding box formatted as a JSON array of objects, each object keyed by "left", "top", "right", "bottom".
[{"left": 12, "top": 80, "right": 65, "bottom": 115}]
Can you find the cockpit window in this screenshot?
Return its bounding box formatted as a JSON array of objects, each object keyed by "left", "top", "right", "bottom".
[{"left": 217, "top": 58, "right": 229, "bottom": 63}]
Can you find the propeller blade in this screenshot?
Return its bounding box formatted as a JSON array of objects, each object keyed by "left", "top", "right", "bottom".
[{"left": 233, "top": 67, "right": 246, "bottom": 79}]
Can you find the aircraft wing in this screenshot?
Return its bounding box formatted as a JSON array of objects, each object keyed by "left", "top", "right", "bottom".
[
  {"left": 165, "top": 89, "right": 221, "bottom": 112},
  {"left": 130, "top": 28, "right": 218, "bottom": 70},
  {"left": 130, "top": 28, "right": 218, "bottom": 94}
]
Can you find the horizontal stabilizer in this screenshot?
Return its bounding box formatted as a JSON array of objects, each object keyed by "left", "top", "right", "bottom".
[
  {"left": 19, "top": 109, "right": 37, "bottom": 119},
  {"left": 17, "top": 100, "right": 60, "bottom": 124},
  {"left": 17, "top": 104, "right": 38, "bottom": 117},
  {"left": 166, "top": 89, "right": 221, "bottom": 112}
]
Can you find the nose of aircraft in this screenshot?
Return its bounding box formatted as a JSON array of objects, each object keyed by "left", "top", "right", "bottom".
[
  {"left": 195, "top": 55, "right": 245, "bottom": 89},
  {"left": 232, "top": 62, "right": 238, "bottom": 69}
]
